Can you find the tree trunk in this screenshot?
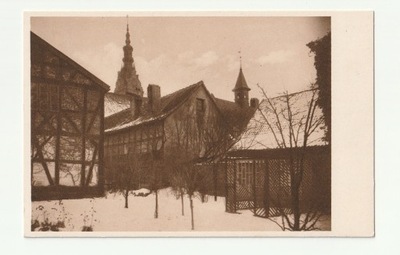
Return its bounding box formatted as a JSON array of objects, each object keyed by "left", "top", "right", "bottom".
[
  {"left": 181, "top": 191, "right": 185, "bottom": 216},
  {"left": 201, "top": 193, "right": 205, "bottom": 203},
  {"left": 124, "top": 189, "right": 129, "bottom": 208},
  {"left": 189, "top": 194, "right": 194, "bottom": 230},
  {"left": 213, "top": 165, "right": 218, "bottom": 202},
  {"left": 154, "top": 189, "right": 158, "bottom": 218},
  {"left": 292, "top": 184, "right": 300, "bottom": 231}
]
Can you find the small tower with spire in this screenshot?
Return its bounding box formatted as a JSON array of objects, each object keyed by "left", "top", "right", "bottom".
[
  {"left": 114, "top": 18, "right": 144, "bottom": 98},
  {"left": 233, "top": 53, "right": 251, "bottom": 108}
]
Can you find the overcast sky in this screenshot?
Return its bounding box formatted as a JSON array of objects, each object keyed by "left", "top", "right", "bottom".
[{"left": 31, "top": 16, "right": 330, "bottom": 101}]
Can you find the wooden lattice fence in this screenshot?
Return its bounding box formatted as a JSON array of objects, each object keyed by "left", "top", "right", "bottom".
[{"left": 224, "top": 146, "right": 331, "bottom": 218}]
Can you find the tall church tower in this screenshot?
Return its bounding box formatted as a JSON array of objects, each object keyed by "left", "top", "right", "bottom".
[
  {"left": 233, "top": 64, "right": 251, "bottom": 108},
  {"left": 114, "top": 23, "right": 144, "bottom": 98}
]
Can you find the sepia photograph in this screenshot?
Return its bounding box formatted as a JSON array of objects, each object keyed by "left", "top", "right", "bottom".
[{"left": 24, "top": 12, "right": 372, "bottom": 236}]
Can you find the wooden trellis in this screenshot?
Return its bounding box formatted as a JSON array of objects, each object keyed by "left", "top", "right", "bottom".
[
  {"left": 31, "top": 32, "right": 109, "bottom": 201},
  {"left": 224, "top": 146, "right": 330, "bottom": 218}
]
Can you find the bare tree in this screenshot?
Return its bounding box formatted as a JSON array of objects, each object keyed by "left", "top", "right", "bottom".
[
  {"left": 256, "top": 84, "right": 326, "bottom": 231},
  {"left": 147, "top": 141, "right": 166, "bottom": 219},
  {"left": 165, "top": 109, "right": 237, "bottom": 230},
  {"left": 105, "top": 152, "right": 144, "bottom": 209}
]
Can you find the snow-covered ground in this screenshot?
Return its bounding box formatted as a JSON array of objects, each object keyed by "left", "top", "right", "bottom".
[{"left": 31, "top": 188, "right": 330, "bottom": 232}]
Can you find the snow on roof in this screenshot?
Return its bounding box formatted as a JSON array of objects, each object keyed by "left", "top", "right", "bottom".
[
  {"left": 105, "top": 113, "right": 168, "bottom": 133},
  {"left": 234, "top": 89, "right": 327, "bottom": 150},
  {"left": 104, "top": 82, "right": 203, "bottom": 133},
  {"left": 104, "top": 80, "right": 256, "bottom": 134},
  {"left": 104, "top": 93, "right": 131, "bottom": 117}
]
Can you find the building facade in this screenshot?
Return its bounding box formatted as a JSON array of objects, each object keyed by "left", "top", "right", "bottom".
[
  {"left": 31, "top": 32, "right": 110, "bottom": 201},
  {"left": 103, "top": 25, "right": 258, "bottom": 188}
]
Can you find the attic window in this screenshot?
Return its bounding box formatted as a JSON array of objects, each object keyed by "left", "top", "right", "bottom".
[{"left": 196, "top": 98, "right": 205, "bottom": 112}]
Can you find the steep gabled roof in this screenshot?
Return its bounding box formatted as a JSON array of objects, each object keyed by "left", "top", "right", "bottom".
[
  {"left": 160, "top": 82, "right": 201, "bottom": 113},
  {"left": 214, "top": 97, "right": 256, "bottom": 132},
  {"left": 105, "top": 81, "right": 204, "bottom": 133},
  {"left": 105, "top": 80, "right": 258, "bottom": 135},
  {"left": 31, "top": 32, "right": 110, "bottom": 92},
  {"left": 104, "top": 93, "right": 131, "bottom": 117},
  {"left": 233, "top": 89, "right": 327, "bottom": 150}
]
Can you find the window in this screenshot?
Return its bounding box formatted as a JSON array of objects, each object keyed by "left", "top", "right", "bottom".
[
  {"left": 141, "top": 142, "right": 148, "bottom": 153},
  {"left": 196, "top": 98, "right": 205, "bottom": 112},
  {"left": 123, "top": 144, "right": 128, "bottom": 154}
]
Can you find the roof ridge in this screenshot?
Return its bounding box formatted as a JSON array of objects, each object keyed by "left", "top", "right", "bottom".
[
  {"left": 105, "top": 81, "right": 204, "bottom": 130},
  {"left": 160, "top": 81, "right": 203, "bottom": 100},
  {"left": 261, "top": 88, "right": 317, "bottom": 101}
]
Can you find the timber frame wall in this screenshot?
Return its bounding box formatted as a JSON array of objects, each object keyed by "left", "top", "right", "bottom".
[{"left": 31, "top": 32, "right": 109, "bottom": 201}]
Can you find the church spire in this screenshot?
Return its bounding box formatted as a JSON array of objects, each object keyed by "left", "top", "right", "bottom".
[
  {"left": 114, "top": 18, "right": 143, "bottom": 97},
  {"left": 233, "top": 53, "right": 251, "bottom": 107},
  {"left": 126, "top": 23, "right": 131, "bottom": 45},
  {"left": 122, "top": 18, "right": 134, "bottom": 69}
]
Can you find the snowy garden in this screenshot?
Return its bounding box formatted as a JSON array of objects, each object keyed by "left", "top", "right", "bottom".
[{"left": 31, "top": 188, "right": 331, "bottom": 232}]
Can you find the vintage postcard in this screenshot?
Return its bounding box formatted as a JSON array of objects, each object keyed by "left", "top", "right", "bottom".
[{"left": 24, "top": 11, "right": 374, "bottom": 237}]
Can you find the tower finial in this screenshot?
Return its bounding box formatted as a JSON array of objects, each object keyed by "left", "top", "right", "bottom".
[
  {"left": 125, "top": 15, "right": 131, "bottom": 45},
  {"left": 239, "top": 49, "right": 242, "bottom": 69}
]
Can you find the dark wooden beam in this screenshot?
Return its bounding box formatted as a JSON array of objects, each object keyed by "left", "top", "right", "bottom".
[
  {"left": 80, "top": 88, "right": 87, "bottom": 187},
  {"left": 54, "top": 83, "right": 62, "bottom": 185},
  {"left": 62, "top": 111, "right": 81, "bottom": 134},
  {"left": 32, "top": 158, "right": 98, "bottom": 165},
  {"left": 31, "top": 76, "right": 101, "bottom": 92},
  {"left": 85, "top": 97, "right": 102, "bottom": 134},
  {"left": 97, "top": 93, "right": 105, "bottom": 193},
  {"left": 32, "top": 135, "right": 54, "bottom": 186},
  {"left": 63, "top": 86, "right": 83, "bottom": 112},
  {"left": 85, "top": 145, "right": 98, "bottom": 187}
]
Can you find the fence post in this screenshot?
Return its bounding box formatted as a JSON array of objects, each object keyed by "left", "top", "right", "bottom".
[
  {"left": 233, "top": 159, "right": 237, "bottom": 213},
  {"left": 253, "top": 159, "right": 257, "bottom": 216},
  {"left": 224, "top": 159, "right": 228, "bottom": 212},
  {"left": 213, "top": 163, "right": 217, "bottom": 201},
  {"left": 264, "top": 159, "right": 270, "bottom": 218}
]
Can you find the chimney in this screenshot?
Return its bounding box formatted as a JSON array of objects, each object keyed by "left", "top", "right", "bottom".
[
  {"left": 147, "top": 84, "right": 161, "bottom": 114},
  {"left": 250, "top": 98, "right": 259, "bottom": 108},
  {"left": 130, "top": 95, "right": 142, "bottom": 119}
]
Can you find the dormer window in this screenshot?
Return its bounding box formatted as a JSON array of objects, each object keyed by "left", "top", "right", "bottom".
[{"left": 196, "top": 98, "right": 205, "bottom": 112}]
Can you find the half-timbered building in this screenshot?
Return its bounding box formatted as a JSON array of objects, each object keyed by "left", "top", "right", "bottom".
[
  {"left": 104, "top": 25, "right": 257, "bottom": 188},
  {"left": 31, "top": 32, "right": 110, "bottom": 201}
]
